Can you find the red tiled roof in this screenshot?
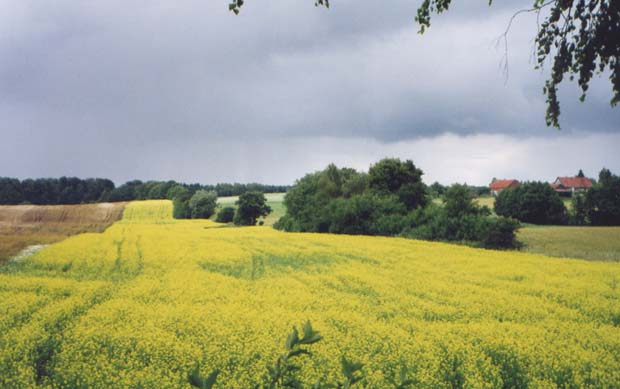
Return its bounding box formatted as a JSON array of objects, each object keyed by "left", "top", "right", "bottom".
[
  {"left": 555, "top": 177, "right": 593, "bottom": 189},
  {"left": 489, "top": 179, "right": 519, "bottom": 191}
]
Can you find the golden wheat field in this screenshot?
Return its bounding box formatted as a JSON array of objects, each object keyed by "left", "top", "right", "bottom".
[
  {"left": 0, "top": 202, "right": 126, "bottom": 261},
  {"left": 1, "top": 200, "right": 620, "bottom": 387}
]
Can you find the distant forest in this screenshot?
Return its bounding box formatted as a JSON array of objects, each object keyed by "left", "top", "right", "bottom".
[{"left": 0, "top": 177, "right": 289, "bottom": 205}]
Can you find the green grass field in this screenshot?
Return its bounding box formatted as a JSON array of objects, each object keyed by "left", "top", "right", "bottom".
[
  {"left": 216, "top": 193, "right": 286, "bottom": 226},
  {"left": 518, "top": 226, "right": 620, "bottom": 261},
  {"left": 474, "top": 196, "right": 495, "bottom": 209},
  {"left": 471, "top": 197, "right": 618, "bottom": 262}
]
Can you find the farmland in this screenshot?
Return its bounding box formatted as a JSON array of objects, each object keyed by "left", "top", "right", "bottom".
[
  {"left": 0, "top": 203, "right": 126, "bottom": 262},
  {"left": 1, "top": 200, "right": 619, "bottom": 387},
  {"left": 519, "top": 226, "right": 620, "bottom": 261},
  {"left": 473, "top": 196, "right": 620, "bottom": 262}
]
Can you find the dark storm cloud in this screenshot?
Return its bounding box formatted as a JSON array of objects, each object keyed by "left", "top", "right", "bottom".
[{"left": 0, "top": 0, "right": 618, "bottom": 183}]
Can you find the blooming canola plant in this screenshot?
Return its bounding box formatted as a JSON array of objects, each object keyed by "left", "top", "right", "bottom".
[{"left": 1, "top": 200, "right": 619, "bottom": 387}]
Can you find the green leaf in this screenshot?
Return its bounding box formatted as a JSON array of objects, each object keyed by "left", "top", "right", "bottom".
[
  {"left": 342, "top": 356, "right": 364, "bottom": 376},
  {"left": 397, "top": 380, "right": 417, "bottom": 389},
  {"left": 188, "top": 367, "right": 219, "bottom": 389},
  {"left": 286, "top": 327, "right": 299, "bottom": 350},
  {"left": 300, "top": 321, "right": 323, "bottom": 344},
  {"left": 287, "top": 349, "right": 310, "bottom": 359}
]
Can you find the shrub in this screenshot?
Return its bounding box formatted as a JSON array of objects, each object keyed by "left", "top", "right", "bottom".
[
  {"left": 277, "top": 162, "right": 520, "bottom": 249},
  {"left": 167, "top": 185, "right": 190, "bottom": 201},
  {"left": 403, "top": 204, "right": 447, "bottom": 241},
  {"left": 481, "top": 217, "right": 521, "bottom": 249},
  {"left": 172, "top": 197, "right": 191, "bottom": 219},
  {"left": 368, "top": 158, "right": 428, "bottom": 210},
  {"left": 280, "top": 165, "right": 365, "bottom": 232},
  {"left": 278, "top": 159, "right": 428, "bottom": 233},
  {"left": 443, "top": 184, "right": 482, "bottom": 218},
  {"left": 234, "top": 191, "right": 271, "bottom": 226},
  {"left": 586, "top": 168, "right": 620, "bottom": 225},
  {"left": 188, "top": 190, "right": 218, "bottom": 219},
  {"left": 172, "top": 188, "right": 192, "bottom": 219},
  {"left": 569, "top": 194, "right": 589, "bottom": 225},
  {"left": 273, "top": 214, "right": 301, "bottom": 232},
  {"left": 404, "top": 187, "right": 520, "bottom": 249},
  {"left": 215, "top": 206, "right": 235, "bottom": 223},
  {"left": 147, "top": 182, "right": 169, "bottom": 199},
  {"left": 429, "top": 181, "right": 447, "bottom": 198},
  {"left": 327, "top": 194, "right": 406, "bottom": 235},
  {"left": 494, "top": 182, "right": 567, "bottom": 225}
]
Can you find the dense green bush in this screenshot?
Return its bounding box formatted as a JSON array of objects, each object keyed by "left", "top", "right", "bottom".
[
  {"left": 275, "top": 159, "right": 428, "bottom": 233},
  {"left": 494, "top": 182, "right": 567, "bottom": 225},
  {"left": 327, "top": 194, "right": 406, "bottom": 235},
  {"left": 167, "top": 184, "right": 190, "bottom": 201},
  {"left": 429, "top": 182, "right": 447, "bottom": 198},
  {"left": 215, "top": 206, "right": 236, "bottom": 223},
  {"left": 443, "top": 184, "right": 489, "bottom": 218},
  {"left": 188, "top": 190, "right": 218, "bottom": 219},
  {"left": 172, "top": 190, "right": 219, "bottom": 220},
  {"left": 586, "top": 168, "right": 620, "bottom": 225},
  {"left": 368, "top": 158, "right": 427, "bottom": 210},
  {"left": 276, "top": 162, "right": 519, "bottom": 249},
  {"left": 404, "top": 186, "right": 519, "bottom": 249},
  {"left": 275, "top": 164, "right": 366, "bottom": 232},
  {"left": 569, "top": 194, "right": 589, "bottom": 225},
  {"left": 172, "top": 188, "right": 192, "bottom": 219},
  {"left": 234, "top": 191, "right": 271, "bottom": 226},
  {"left": 481, "top": 217, "right": 521, "bottom": 249}
]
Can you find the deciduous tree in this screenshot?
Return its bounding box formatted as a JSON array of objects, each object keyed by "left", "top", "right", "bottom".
[{"left": 234, "top": 191, "right": 272, "bottom": 226}]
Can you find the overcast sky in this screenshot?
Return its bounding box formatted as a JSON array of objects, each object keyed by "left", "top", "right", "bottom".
[{"left": 1, "top": 0, "right": 618, "bottom": 185}]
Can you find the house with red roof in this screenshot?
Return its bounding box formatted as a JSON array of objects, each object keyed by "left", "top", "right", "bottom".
[
  {"left": 489, "top": 179, "right": 519, "bottom": 196},
  {"left": 551, "top": 176, "right": 593, "bottom": 196}
]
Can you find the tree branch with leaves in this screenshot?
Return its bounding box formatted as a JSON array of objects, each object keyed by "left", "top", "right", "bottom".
[{"left": 415, "top": 0, "right": 619, "bottom": 128}]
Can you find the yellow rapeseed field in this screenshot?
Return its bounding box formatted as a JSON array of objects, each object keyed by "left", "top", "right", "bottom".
[{"left": 1, "top": 200, "right": 620, "bottom": 387}]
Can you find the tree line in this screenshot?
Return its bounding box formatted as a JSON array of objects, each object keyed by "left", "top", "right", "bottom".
[
  {"left": 493, "top": 168, "right": 620, "bottom": 226},
  {"left": 0, "top": 177, "right": 288, "bottom": 205},
  {"left": 274, "top": 158, "right": 520, "bottom": 249}
]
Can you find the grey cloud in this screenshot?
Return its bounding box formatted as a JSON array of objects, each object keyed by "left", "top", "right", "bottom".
[
  {"left": 3, "top": 130, "right": 618, "bottom": 186},
  {"left": 0, "top": 0, "right": 618, "bottom": 183}
]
